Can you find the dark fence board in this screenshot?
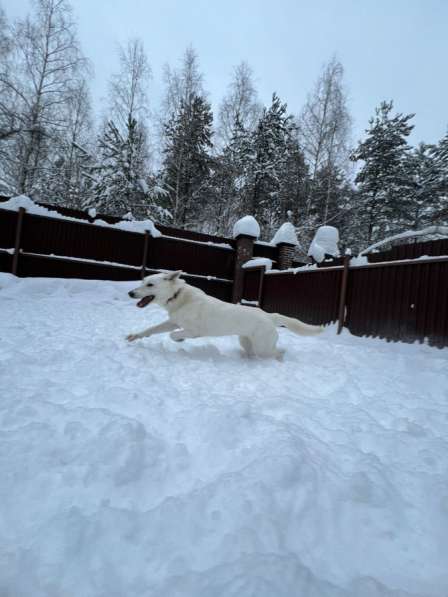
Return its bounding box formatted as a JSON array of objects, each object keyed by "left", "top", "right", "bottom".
[
  {"left": 0, "top": 209, "right": 18, "bottom": 249},
  {"left": 242, "top": 268, "right": 264, "bottom": 302},
  {"left": 9, "top": 252, "right": 233, "bottom": 301},
  {"left": 346, "top": 260, "right": 448, "bottom": 347},
  {"left": 20, "top": 213, "right": 144, "bottom": 266},
  {"left": 147, "top": 236, "right": 234, "bottom": 279},
  {"left": 253, "top": 242, "right": 278, "bottom": 261},
  {"left": 261, "top": 269, "right": 342, "bottom": 326},
  {"left": 0, "top": 250, "right": 12, "bottom": 273},
  {"left": 183, "top": 275, "right": 233, "bottom": 302},
  {"left": 17, "top": 254, "right": 141, "bottom": 281}
]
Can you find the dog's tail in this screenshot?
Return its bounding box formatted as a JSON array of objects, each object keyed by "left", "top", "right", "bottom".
[{"left": 270, "top": 313, "right": 323, "bottom": 336}]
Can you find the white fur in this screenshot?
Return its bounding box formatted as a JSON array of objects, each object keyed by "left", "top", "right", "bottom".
[{"left": 127, "top": 271, "right": 323, "bottom": 358}]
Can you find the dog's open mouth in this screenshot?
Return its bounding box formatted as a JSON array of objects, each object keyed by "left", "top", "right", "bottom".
[{"left": 137, "top": 295, "right": 154, "bottom": 308}]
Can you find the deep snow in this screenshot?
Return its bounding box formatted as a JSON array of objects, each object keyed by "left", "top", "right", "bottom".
[{"left": 0, "top": 273, "right": 447, "bottom": 597}]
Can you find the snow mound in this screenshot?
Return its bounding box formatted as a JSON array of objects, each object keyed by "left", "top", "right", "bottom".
[
  {"left": 308, "top": 226, "right": 340, "bottom": 263},
  {"left": 233, "top": 215, "right": 260, "bottom": 239},
  {"left": 242, "top": 257, "right": 273, "bottom": 270},
  {"left": 0, "top": 273, "right": 447, "bottom": 596},
  {"left": 271, "top": 222, "right": 299, "bottom": 246},
  {"left": 1, "top": 195, "right": 161, "bottom": 237}
]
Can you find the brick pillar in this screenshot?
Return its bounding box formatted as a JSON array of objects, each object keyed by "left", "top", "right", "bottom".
[
  {"left": 232, "top": 234, "right": 255, "bottom": 303},
  {"left": 277, "top": 242, "right": 295, "bottom": 270}
]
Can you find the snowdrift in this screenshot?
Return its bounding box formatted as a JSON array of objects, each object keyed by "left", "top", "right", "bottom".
[{"left": 0, "top": 273, "right": 447, "bottom": 597}]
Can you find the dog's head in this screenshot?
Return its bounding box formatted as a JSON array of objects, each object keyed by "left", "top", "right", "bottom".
[{"left": 128, "top": 271, "right": 183, "bottom": 308}]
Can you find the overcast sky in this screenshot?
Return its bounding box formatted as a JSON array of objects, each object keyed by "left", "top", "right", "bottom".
[{"left": 3, "top": 0, "right": 448, "bottom": 145}]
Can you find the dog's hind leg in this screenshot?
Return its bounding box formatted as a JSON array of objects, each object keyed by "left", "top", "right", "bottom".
[
  {"left": 239, "top": 336, "right": 254, "bottom": 357},
  {"left": 250, "top": 329, "right": 279, "bottom": 358}
]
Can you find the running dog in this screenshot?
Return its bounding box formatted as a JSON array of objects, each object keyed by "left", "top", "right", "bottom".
[{"left": 127, "top": 271, "right": 322, "bottom": 358}]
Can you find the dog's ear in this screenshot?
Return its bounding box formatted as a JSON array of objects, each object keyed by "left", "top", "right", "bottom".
[{"left": 165, "top": 270, "right": 182, "bottom": 281}]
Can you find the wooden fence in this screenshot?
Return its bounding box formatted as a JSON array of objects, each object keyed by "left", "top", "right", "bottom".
[
  {"left": 1, "top": 200, "right": 447, "bottom": 348},
  {"left": 242, "top": 255, "right": 448, "bottom": 348},
  {"left": 0, "top": 206, "right": 236, "bottom": 301}
]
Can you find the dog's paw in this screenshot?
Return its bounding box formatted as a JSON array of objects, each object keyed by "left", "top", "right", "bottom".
[{"left": 126, "top": 333, "right": 140, "bottom": 342}]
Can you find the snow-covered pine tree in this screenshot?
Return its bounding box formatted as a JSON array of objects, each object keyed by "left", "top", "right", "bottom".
[
  {"left": 90, "top": 115, "right": 161, "bottom": 218},
  {"left": 427, "top": 130, "right": 448, "bottom": 224},
  {"left": 161, "top": 94, "right": 213, "bottom": 227},
  {"left": 277, "top": 129, "right": 309, "bottom": 227},
  {"left": 350, "top": 100, "right": 414, "bottom": 243},
  {"left": 399, "top": 143, "right": 444, "bottom": 230},
  {"left": 245, "top": 93, "right": 296, "bottom": 237}
]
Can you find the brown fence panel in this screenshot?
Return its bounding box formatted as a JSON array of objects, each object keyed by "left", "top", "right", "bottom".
[
  {"left": 17, "top": 253, "right": 141, "bottom": 281},
  {"left": 0, "top": 210, "right": 18, "bottom": 249},
  {"left": 147, "top": 236, "right": 235, "bottom": 279},
  {"left": 183, "top": 275, "right": 233, "bottom": 302},
  {"left": 261, "top": 268, "right": 342, "bottom": 325},
  {"left": 253, "top": 242, "right": 278, "bottom": 262},
  {"left": 242, "top": 268, "right": 264, "bottom": 302},
  {"left": 20, "top": 213, "right": 144, "bottom": 266},
  {"left": 346, "top": 260, "right": 448, "bottom": 347},
  {"left": 0, "top": 250, "right": 12, "bottom": 273}
]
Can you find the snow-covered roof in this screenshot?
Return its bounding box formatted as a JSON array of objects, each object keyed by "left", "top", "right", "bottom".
[
  {"left": 270, "top": 222, "right": 299, "bottom": 246},
  {"left": 308, "top": 226, "right": 340, "bottom": 263},
  {"left": 1, "top": 195, "right": 161, "bottom": 237},
  {"left": 359, "top": 226, "right": 448, "bottom": 256},
  {"left": 232, "top": 215, "right": 260, "bottom": 239}
]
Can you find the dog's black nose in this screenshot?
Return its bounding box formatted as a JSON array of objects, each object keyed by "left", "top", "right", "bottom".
[{"left": 128, "top": 290, "right": 135, "bottom": 298}]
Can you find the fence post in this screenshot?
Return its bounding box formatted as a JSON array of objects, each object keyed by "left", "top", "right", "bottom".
[
  {"left": 232, "top": 234, "right": 255, "bottom": 303},
  {"left": 141, "top": 230, "right": 150, "bottom": 279},
  {"left": 337, "top": 255, "right": 350, "bottom": 334},
  {"left": 12, "top": 207, "right": 25, "bottom": 276},
  {"left": 277, "top": 242, "right": 296, "bottom": 270}
]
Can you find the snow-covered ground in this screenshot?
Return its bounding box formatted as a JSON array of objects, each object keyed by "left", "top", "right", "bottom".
[{"left": 1, "top": 273, "right": 447, "bottom": 597}]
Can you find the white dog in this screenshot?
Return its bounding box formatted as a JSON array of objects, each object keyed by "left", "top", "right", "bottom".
[{"left": 126, "top": 271, "right": 323, "bottom": 358}]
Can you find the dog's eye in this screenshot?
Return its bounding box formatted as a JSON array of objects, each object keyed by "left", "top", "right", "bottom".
[{"left": 146, "top": 283, "right": 153, "bottom": 287}]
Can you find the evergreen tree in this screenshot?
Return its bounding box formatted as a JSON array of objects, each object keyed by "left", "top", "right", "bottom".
[
  {"left": 431, "top": 130, "right": 448, "bottom": 195},
  {"left": 350, "top": 101, "right": 414, "bottom": 243},
  {"left": 161, "top": 94, "right": 213, "bottom": 227},
  {"left": 277, "top": 131, "right": 309, "bottom": 226},
  {"left": 90, "top": 116, "right": 155, "bottom": 217},
  {"left": 245, "top": 93, "right": 296, "bottom": 237},
  {"left": 400, "top": 143, "right": 442, "bottom": 229},
  {"left": 427, "top": 130, "right": 448, "bottom": 223}
]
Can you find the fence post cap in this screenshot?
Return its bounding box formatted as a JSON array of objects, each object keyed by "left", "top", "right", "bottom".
[
  {"left": 233, "top": 215, "right": 260, "bottom": 240},
  {"left": 271, "top": 222, "right": 299, "bottom": 247}
]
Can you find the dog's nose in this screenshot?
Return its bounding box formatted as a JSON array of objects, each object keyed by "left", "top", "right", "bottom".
[{"left": 128, "top": 290, "right": 135, "bottom": 298}]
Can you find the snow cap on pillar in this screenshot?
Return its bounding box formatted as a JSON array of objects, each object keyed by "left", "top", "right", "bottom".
[
  {"left": 308, "top": 225, "right": 340, "bottom": 263},
  {"left": 270, "top": 222, "right": 299, "bottom": 246},
  {"left": 232, "top": 215, "right": 260, "bottom": 239}
]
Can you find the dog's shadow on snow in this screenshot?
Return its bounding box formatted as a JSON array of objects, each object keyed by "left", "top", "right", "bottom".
[{"left": 130, "top": 338, "right": 243, "bottom": 363}]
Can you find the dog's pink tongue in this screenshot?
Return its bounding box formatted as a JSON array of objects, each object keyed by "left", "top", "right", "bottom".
[{"left": 137, "top": 296, "right": 153, "bottom": 308}]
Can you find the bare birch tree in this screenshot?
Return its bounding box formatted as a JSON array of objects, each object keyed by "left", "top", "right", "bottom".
[
  {"left": 217, "top": 61, "right": 261, "bottom": 145},
  {"left": 0, "top": 0, "right": 87, "bottom": 195},
  {"left": 107, "top": 37, "right": 151, "bottom": 132},
  {"left": 161, "top": 45, "right": 204, "bottom": 124},
  {"left": 299, "top": 57, "right": 351, "bottom": 222}
]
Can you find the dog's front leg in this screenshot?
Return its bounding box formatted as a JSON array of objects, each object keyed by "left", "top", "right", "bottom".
[
  {"left": 126, "top": 320, "right": 178, "bottom": 342},
  {"left": 169, "top": 330, "right": 198, "bottom": 342}
]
